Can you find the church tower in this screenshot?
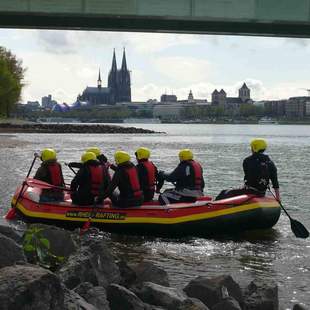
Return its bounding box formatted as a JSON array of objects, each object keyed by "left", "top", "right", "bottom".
[
  {"left": 118, "top": 48, "right": 131, "bottom": 102},
  {"left": 239, "top": 83, "right": 250, "bottom": 102},
  {"left": 97, "top": 69, "right": 102, "bottom": 89},
  {"left": 108, "top": 49, "right": 118, "bottom": 104}
]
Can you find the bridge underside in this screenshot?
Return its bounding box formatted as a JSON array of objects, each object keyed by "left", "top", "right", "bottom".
[{"left": 1, "top": 0, "right": 310, "bottom": 37}]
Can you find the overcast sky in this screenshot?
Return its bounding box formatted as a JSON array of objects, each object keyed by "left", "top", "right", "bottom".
[{"left": 1, "top": 29, "right": 310, "bottom": 104}]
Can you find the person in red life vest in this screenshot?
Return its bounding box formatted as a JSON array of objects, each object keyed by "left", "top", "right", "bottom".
[
  {"left": 135, "top": 147, "right": 158, "bottom": 202},
  {"left": 34, "top": 148, "right": 65, "bottom": 202},
  {"left": 70, "top": 151, "right": 110, "bottom": 206},
  {"left": 158, "top": 149, "right": 205, "bottom": 205},
  {"left": 96, "top": 151, "right": 144, "bottom": 208}
]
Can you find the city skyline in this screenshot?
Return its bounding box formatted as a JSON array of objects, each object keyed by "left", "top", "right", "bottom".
[{"left": 1, "top": 28, "right": 310, "bottom": 104}]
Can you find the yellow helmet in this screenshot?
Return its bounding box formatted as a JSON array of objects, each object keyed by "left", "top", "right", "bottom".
[
  {"left": 86, "top": 147, "right": 101, "bottom": 157},
  {"left": 41, "top": 148, "right": 57, "bottom": 162},
  {"left": 250, "top": 138, "right": 267, "bottom": 153},
  {"left": 135, "top": 147, "right": 151, "bottom": 160},
  {"left": 179, "top": 149, "right": 193, "bottom": 161},
  {"left": 81, "top": 151, "right": 97, "bottom": 163},
  {"left": 114, "top": 151, "right": 130, "bottom": 165}
]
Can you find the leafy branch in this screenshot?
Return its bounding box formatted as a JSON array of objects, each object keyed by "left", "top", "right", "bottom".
[{"left": 23, "top": 226, "right": 65, "bottom": 270}]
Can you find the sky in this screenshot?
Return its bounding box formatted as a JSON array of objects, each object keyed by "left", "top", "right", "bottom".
[{"left": 1, "top": 28, "right": 310, "bottom": 104}]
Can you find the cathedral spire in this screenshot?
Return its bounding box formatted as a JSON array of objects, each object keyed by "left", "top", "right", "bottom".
[
  {"left": 97, "top": 68, "right": 102, "bottom": 88},
  {"left": 121, "top": 48, "right": 127, "bottom": 71},
  {"left": 111, "top": 48, "right": 117, "bottom": 72}
]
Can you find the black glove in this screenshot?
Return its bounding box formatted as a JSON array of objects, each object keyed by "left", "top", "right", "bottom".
[
  {"left": 68, "top": 162, "right": 82, "bottom": 169},
  {"left": 98, "top": 154, "right": 108, "bottom": 164},
  {"left": 109, "top": 164, "right": 117, "bottom": 171}
]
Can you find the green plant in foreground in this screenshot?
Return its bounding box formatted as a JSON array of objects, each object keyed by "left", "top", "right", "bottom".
[{"left": 23, "top": 226, "right": 65, "bottom": 270}]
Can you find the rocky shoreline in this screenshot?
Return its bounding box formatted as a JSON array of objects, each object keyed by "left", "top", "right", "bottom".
[
  {"left": 0, "top": 223, "right": 307, "bottom": 310},
  {"left": 0, "top": 123, "right": 159, "bottom": 134}
]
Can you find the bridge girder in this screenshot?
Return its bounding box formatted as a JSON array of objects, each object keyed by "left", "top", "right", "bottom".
[{"left": 0, "top": 0, "right": 310, "bottom": 37}]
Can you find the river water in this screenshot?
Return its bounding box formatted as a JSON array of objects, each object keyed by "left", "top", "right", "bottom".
[{"left": 0, "top": 124, "right": 309, "bottom": 309}]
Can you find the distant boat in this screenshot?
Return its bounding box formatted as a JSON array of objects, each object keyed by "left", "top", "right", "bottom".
[
  {"left": 37, "top": 117, "right": 79, "bottom": 123},
  {"left": 182, "top": 119, "right": 202, "bottom": 124},
  {"left": 123, "top": 118, "right": 161, "bottom": 124},
  {"left": 258, "top": 117, "right": 278, "bottom": 124}
]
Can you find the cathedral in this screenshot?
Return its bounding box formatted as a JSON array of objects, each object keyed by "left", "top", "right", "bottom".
[{"left": 79, "top": 49, "right": 131, "bottom": 105}]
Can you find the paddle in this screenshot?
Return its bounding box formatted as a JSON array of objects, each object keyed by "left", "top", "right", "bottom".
[
  {"left": 80, "top": 200, "right": 98, "bottom": 235},
  {"left": 5, "top": 153, "right": 39, "bottom": 220},
  {"left": 65, "top": 162, "right": 77, "bottom": 175},
  {"left": 26, "top": 178, "right": 72, "bottom": 192},
  {"left": 268, "top": 187, "right": 309, "bottom": 239}
]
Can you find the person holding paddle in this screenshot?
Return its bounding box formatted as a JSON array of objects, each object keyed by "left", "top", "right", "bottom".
[
  {"left": 33, "top": 148, "right": 65, "bottom": 202},
  {"left": 216, "top": 138, "right": 280, "bottom": 200}
]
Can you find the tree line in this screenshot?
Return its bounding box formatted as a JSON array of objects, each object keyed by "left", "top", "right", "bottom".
[{"left": 0, "top": 47, "right": 25, "bottom": 118}]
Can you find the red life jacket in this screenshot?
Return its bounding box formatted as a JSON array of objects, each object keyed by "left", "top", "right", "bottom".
[
  {"left": 141, "top": 160, "right": 156, "bottom": 192},
  {"left": 48, "top": 163, "right": 63, "bottom": 186},
  {"left": 125, "top": 166, "right": 143, "bottom": 199},
  {"left": 189, "top": 160, "right": 203, "bottom": 190},
  {"left": 89, "top": 165, "right": 104, "bottom": 196}
]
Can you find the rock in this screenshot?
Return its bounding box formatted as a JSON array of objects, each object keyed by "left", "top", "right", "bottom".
[
  {"left": 0, "top": 123, "right": 157, "bottom": 134},
  {"left": 178, "top": 298, "right": 210, "bottom": 310},
  {"left": 64, "top": 287, "right": 98, "bottom": 310},
  {"left": 0, "top": 265, "right": 63, "bottom": 310},
  {"left": 0, "top": 233, "right": 26, "bottom": 268},
  {"left": 136, "top": 281, "right": 187, "bottom": 310},
  {"left": 58, "top": 239, "right": 120, "bottom": 289},
  {"left": 133, "top": 261, "right": 170, "bottom": 287},
  {"left": 75, "top": 282, "right": 110, "bottom": 310},
  {"left": 117, "top": 260, "right": 137, "bottom": 288},
  {"left": 27, "top": 224, "right": 76, "bottom": 258},
  {"left": 293, "top": 304, "right": 308, "bottom": 310},
  {"left": 107, "top": 283, "right": 145, "bottom": 310},
  {"left": 243, "top": 280, "right": 278, "bottom": 310},
  {"left": 74, "top": 282, "right": 94, "bottom": 295},
  {"left": 183, "top": 275, "right": 243, "bottom": 309},
  {"left": 144, "top": 304, "right": 166, "bottom": 310},
  {"left": 0, "top": 224, "right": 22, "bottom": 244},
  {"left": 212, "top": 297, "right": 241, "bottom": 310}
]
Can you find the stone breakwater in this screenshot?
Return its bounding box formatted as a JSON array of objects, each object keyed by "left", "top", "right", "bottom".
[
  {"left": 0, "top": 223, "right": 307, "bottom": 310},
  {"left": 0, "top": 123, "right": 159, "bottom": 134}
]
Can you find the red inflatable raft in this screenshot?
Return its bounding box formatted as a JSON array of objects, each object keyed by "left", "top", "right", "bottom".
[{"left": 8, "top": 178, "right": 281, "bottom": 237}]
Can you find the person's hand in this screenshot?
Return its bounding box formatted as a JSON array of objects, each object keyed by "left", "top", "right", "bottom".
[
  {"left": 95, "top": 197, "right": 103, "bottom": 204},
  {"left": 109, "top": 164, "right": 117, "bottom": 171}
]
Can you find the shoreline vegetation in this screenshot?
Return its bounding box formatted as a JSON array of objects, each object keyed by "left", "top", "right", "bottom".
[{"left": 0, "top": 120, "right": 158, "bottom": 134}]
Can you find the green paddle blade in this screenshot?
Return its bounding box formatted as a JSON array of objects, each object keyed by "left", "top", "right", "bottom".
[{"left": 290, "top": 219, "right": 309, "bottom": 239}]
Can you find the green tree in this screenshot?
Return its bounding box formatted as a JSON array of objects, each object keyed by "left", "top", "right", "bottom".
[{"left": 0, "top": 47, "right": 25, "bottom": 117}]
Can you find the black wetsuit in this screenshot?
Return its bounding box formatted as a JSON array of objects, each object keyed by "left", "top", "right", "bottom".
[
  {"left": 70, "top": 160, "right": 110, "bottom": 205},
  {"left": 216, "top": 152, "right": 279, "bottom": 200},
  {"left": 98, "top": 162, "right": 144, "bottom": 208},
  {"left": 159, "top": 160, "right": 204, "bottom": 205}
]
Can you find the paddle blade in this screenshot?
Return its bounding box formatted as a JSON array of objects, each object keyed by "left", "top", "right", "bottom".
[
  {"left": 290, "top": 219, "right": 309, "bottom": 239},
  {"left": 4, "top": 208, "right": 17, "bottom": 220},
  {"left": 80, "top": 220, "right": 91, "bottom": 235}
]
